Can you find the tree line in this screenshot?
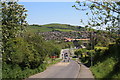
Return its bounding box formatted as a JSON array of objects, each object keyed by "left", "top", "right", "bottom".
[{"left": 2, "top": 1, "right": 61, "bottom": 79}]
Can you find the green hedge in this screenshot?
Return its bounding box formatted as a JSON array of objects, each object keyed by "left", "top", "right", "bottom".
[
  {"left": 2, "top": 58, "right": 61, "bottom": 79},
  {"left": 2, "top": 33, "right": 61, "bottom": 79},
  {"left": 90, "top": 38, "right": 120, "bottom": 78}
]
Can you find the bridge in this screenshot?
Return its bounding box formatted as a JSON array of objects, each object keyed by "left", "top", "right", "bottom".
[{"left": 60, "top": 49, "right": 70, "bottom": 59}]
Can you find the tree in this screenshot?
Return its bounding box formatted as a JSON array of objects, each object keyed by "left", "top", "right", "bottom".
[
  {"left": 74, "top": 48, "right": 86, "bottom": 57},
  {"left": 2, "top": 1, "right": 27, "bottom": 44},
  {"left": 72, "top": 1, "right": 120, "bottom": 33},
  {"left": 2, "top": 1, "right": 27, "bottom": 62}
]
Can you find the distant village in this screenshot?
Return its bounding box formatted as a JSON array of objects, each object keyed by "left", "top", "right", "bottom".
[{"left": 39, "top": 31, "right": 92, "bottom": 41}]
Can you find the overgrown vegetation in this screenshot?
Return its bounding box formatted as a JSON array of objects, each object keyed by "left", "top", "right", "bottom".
[
  {"left": 1, "top": 1, "right": 62, "bottom": 79},
  {"left": 73, "top": 1, "right": 120, "bottom": 78},
  {"left": 2, "top": 58, "right": 61, "bottom": 79},
  {"left": 91, "top": 39, "right": 120, "bottom": 79},
  {"left": 1, "top": 0, "right": 120, "bottom": 79},
  {"left": 74, "top": 38, "right": 120, "bottom": 78}
]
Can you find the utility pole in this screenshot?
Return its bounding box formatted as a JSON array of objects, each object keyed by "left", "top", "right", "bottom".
[
  {"left": 118, "top": 13, "right": 120, "bottom": 37},
  {"left": 88, "top": 27, "right": 94, "bottom": 67},
  {"left": 90, "top": 30, "right": 95, "bottom": 67},
  {"left": 90, "top": 31, "right": 93, "bottom": 67}
]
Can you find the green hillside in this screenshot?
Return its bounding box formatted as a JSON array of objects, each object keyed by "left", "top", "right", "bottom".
[{"left": 27, "top": 23, "right": 86, "bottom": 32}]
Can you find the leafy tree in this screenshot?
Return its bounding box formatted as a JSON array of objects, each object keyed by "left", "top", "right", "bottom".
[
  {"left": 2, "top": 1, "right": 27, "bottom": 63},
  {"left": 2, "top": 1, "right": 61, "bottom": 79},
  {"left": 23, "top": 32, "right": 47, "bottom": 68},
  {"left": 74, "top": 48, "right": 86, "bottom": 57},
  {"left": 73, "top": 1, "right": 120, "bottom": 49},
  {"left": 2, "top": 1, "right": 27, "bottom": 42},
  {"left": 73, "top": 1, "right": 120, "bottom": 33}
]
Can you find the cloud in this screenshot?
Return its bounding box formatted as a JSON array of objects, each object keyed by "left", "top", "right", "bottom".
[
  {"left": 2, "top": 0, "right": 118, "bottom": 2},
  {"left": 18, "top": 0, "right": 77, "bottom": 2}
]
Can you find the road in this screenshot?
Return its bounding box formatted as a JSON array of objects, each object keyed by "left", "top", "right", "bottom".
[
  {"left": 27, "top": 48, "right": 94, "bottom": 79},
  {"left": 28, "top": 60, "right": 80, "bottom": 78}
]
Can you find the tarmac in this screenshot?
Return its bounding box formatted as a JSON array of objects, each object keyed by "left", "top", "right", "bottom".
[{"left": 77, "top": 61, "right": 95, "bottom": 80}]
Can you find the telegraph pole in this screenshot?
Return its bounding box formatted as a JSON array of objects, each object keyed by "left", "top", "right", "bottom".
[
  {"left": 118, "top": 13, "right": 120, "bottom": 37},
  {"left": 90, "top": 31, "right": 93, "bottom": 67}
]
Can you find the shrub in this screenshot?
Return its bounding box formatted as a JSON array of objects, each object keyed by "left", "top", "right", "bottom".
[
  {"left": 74, "top": 48, "right": 87, "bottom": 57},
  {"left": 90, "top": 39, "right": 120, "bottom": 78}
]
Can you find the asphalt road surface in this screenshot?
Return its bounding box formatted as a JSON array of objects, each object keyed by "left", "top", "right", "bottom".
[{"left": 28, "top": 60, "right": 80, "bottom": 79}]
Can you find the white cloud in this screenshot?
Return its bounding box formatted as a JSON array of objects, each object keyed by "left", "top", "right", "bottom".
[
  {"left": 18, "top": 0, "right": 77, "bottom": 2},
  {"left": 1, "top": 0, "right": 118, "bottom": 2}
]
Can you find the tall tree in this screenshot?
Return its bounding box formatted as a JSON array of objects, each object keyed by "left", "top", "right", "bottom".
[
  {"left": 2, "top": 0, "right": 27, "bottom": 62},
  {"left": 2, "top": 1, "right": 27, "bottom": 43},
  {"left": 72, "top": 1, "right": 120, "bottom": 33}
]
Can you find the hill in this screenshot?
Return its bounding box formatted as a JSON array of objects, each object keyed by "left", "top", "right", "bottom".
[
  {"left": 27, "top": 24, "right": 116, "bottom": 46},
  {"left": 27, "top": 23, "right": 87, "bottom": 32},
  {"left": 26, "top": 23, "right": 95, "bottom": 41}
]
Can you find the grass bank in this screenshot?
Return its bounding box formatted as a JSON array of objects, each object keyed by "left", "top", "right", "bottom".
[
  {"left": 2, "top": 58, "right": 62, "bottom": 80},
  {"left": 90, "top": 43, "right": 120, "bottom": 79},
  {"left": 74, "top": 39, "right": 120, "bottom": 79}
]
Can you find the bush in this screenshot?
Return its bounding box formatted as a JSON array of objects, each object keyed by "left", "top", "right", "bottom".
[
  {"left": 90, "top": 40, "right": 120, "bottom": 78},
  {"left": 2, "top": 63, "right": 22, "bottom": 78},
  {"left": 2, "top": 32, "right": 62, "bottom": 79},
  {"left": 74, "top": 48, "right": 87, "bottom": 57},
  {"left": 2, "top": 1, "right": 62, "bottom": 79},
  {"left": 2, "top": 62, "right": 45, "bottom": 79},
  {"left": 3, "top": 37, "right": 33, "bottom": 65}
]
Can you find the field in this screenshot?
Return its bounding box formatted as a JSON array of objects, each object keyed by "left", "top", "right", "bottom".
[{"left": 27, "top": 23, "right": 86, "bottom": 32}]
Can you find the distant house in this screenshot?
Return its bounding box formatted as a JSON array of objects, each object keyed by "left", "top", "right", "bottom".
[
  {"left": 64, "top": 37, "right": 90, "bottom": 48},
  {"left": 64, "top": 37, "right": 90, "bottom": 42}
]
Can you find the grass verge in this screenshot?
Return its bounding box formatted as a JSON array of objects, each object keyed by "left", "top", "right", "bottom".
[{"left": 2, "top": 58, "right": 62, "bottom": 79}]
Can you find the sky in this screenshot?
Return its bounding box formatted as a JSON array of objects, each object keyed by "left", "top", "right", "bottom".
[{"left": 19, "top": 2, "right": 90, "bottom": 26}]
